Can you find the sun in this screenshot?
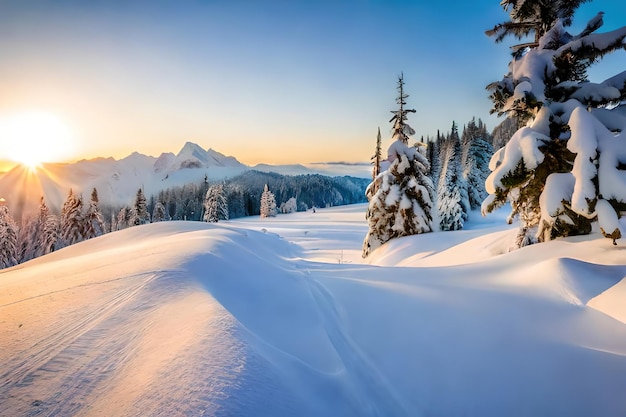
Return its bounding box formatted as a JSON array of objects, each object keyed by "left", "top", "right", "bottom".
[{"left": 0, "top": 111, "right": 75, "bottom": 169}]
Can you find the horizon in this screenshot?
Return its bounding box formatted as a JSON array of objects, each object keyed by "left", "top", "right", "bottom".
[
  {"left": 0, "top": 1, "right": 623, "bottom": 169},
  {"left": 0, "top": 139, "right": 375, "bottom": 174}
]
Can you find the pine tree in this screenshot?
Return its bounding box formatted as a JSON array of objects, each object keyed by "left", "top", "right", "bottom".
[
  {"left": 152, "top": 200, "right": 167, "bottom": 222},
  {"left": 483, "top": 3, "right": 626, "bottom": 247},
  {"left": 116, "top": 207, "right": 130, "bottom": 230},
  {"left": 203, "top": 184, "right": 229, "bottom": 222},
  {"left": 371, "top": 127, "right": 383, "bottom": 183},
  {"left": 437, "top": 122, "right": 469, "bottom": 231},
  {"left": 130, "top": 188, "right": 150, "bottom": 226},
  {"left": 41, "top": 209, "right": 60, "bottom": 255},
  {"left": 83, "top": 188, "right": 105, "bottom": 240},
  {"left": 17, "top": 216, "right": 38, "bottom": 263},
  {"left": 36, "top": 197, "right": 51, "bottom": 256},
  {"left": 0, "top": 200, "right": 18, "bottom": 269},
  {"left": 280, "top": 197, "right": 298, "bottom": 214},
  {"left": 389, "top": 72, "right": 416, "bottom": 144},
  {"left": 462, "top": 118, "right": 493, "bottom": 209},
  {"left": 260, "top": 184, "right": 277, "bottom": 218},
  {"left": 363, "top": 75, "right": 435, "bottom": 257},
  {"left": 60, "top": 189, "right": 84, "bottom": 246}
]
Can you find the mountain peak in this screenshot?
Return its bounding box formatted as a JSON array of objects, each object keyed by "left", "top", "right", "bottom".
[{"left": 175, "top": 141, "right": 244, "bottom": 169}]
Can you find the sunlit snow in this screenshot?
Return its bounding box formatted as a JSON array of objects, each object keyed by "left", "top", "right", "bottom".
[{"left": 1, "top": 204, "right": 626, "bottom": 416}]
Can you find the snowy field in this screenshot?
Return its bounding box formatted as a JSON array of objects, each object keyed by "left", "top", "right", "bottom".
[{"left": 2, "top": 204, "right": 626, "bottom": 416}]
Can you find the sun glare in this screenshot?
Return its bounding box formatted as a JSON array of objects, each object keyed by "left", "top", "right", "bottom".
[{"left": 0, "top": 111, "right": 75, "bottom": 169}]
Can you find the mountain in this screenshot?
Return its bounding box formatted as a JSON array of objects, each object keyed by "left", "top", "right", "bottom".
[
  {"left": 0, "top": 142, "right": 370, "bottom": 219},
  {"left": 0, "top": 143, "right": 248, "bottom": 218},
  {"left": 156, "top": 141, "right": 246, "bottom": 174}
]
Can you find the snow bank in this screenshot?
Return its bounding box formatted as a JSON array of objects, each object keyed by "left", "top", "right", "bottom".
[{"left": 2, "top": 204, "right": 626, "bottom": 416}]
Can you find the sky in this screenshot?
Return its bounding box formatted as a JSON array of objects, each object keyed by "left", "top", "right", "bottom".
[{"left": 0, "top": 0, "right": 624, "bottom": 168}]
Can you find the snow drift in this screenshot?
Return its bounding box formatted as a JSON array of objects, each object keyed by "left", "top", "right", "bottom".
[{"left": 1, "top": 204, "right": 626, "bottom": 416}]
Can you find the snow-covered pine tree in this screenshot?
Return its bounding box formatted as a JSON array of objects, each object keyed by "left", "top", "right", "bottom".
[
  {"left": 363, "top": 74, "right": 435, "bottom": 257},
  {"left": 41, "top": 208, "right": 60, "bottom": 255},
  {"left": 371, "top": 127, "right": 383, "bottom": 183},
  {"left": 116, "top": 207, "right": 128, "bottom": 230},
  {"left": 462, "top": 118, "right": 493, "bottom": 210},
  {"left": 203, "top": 183, "right": 229, "bottom": 222},
  {"left": 0, "top": 199, "right": 18, "bottom": 269},
  {"left": 130, "top": 188, "right": 150, "bottom": 226},
  {"left": 491, "top": 116, "right": 520, "bottom": 150},
  {"left": 260, "top": 184, "right": 277, "bottom": 218},
  {"left": 437, "top": 122, "right": 469, "bottom": 231},
  {"left": 17, "top": 197, "right": 50, "bottom": 261},
  {"left": 427, "top": 131, "right": 443, "bottom": 193},
  {"left": 60, "top": 189, "right": 84, "bottom": 246},
  {"left": 280, "top": 197, "right": 298, "bottom": 214},
  {"left": 152, "top": 200, "right": 167, "bottom": 222},
  {"left": 83, "top": 188, "right": 105, "bottom": 240},
  {"left": 483, "top": 3, "right": 626, "bottom": 247},
  {"left": 17, "top": 216, "right": 38, "bottom": 263}
]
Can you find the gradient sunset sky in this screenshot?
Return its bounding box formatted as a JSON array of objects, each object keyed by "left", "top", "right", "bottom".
[{"left": 0, "top": 0, "right": 624, "bottom": 167}]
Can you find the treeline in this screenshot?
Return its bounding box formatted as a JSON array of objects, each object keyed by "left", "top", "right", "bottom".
[
  {"left": 150, "top": 171, "right": 369, "bottom": 221},
  {"left": 0, "top": 171, "right": 368, "bottom": 269},
  {"left": 426, "top": 117, "right": 493, "bottom": 231}
]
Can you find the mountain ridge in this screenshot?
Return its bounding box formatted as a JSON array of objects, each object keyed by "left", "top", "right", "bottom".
[{"left": 0, "top": 142, "right": 370, "bottom": 218}]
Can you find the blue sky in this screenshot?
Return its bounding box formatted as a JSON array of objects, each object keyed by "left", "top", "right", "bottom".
[{"left": 0, "top": 0, "right": 624, "bottom": 166}]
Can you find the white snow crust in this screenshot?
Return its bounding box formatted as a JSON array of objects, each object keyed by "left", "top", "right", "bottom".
[{"left": 2, "top": 204, "right": 626, "bottom": 416}]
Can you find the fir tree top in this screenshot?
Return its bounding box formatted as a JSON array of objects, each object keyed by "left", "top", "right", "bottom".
[{"left": 389, "top": 73, "right": 416, "bottom": 144}]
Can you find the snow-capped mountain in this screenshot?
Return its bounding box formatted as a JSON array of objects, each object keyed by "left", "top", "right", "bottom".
[
  {"left": 155, "top": 141, "right": 246, "bottom": 174},
  {"left": 0, "top": 142, "right": 370, "bottom": 218},
  {"left": 0, "top": 143, "right": 248, "bottom": 217}
]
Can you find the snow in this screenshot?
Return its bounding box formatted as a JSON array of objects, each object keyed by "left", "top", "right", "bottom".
[
  {"left": 540, "top": 172, "right": 575, "bottom": 224},
  {"left": 2, "top": 204, "right": 626, "bottom": 416},
  {"left": 485, "top": 126, "right": 548, "bottom": 193},
  {"left": 568, "top": 106, "right": 599, "bottom": 216}
]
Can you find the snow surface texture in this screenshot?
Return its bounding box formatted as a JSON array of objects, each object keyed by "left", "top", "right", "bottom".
[{"left": 2, "top": 204, "right": 626, "bottom": 416}]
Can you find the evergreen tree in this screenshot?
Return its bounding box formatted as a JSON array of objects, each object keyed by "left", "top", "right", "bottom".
[
  {"left": 485, "top": 1, "right": 589, "bottom": 57},
  {"left": 491, "top": 116, "right": 519, "bottom": 150},
  {"left": 17, "top": 216, "right": 38, "bottom": 263},
  {"left": 130, "top": 188, "right": 150, "bottom": 226},
  {"left": 437, "top": 122, "right": 469, "bottom": 231},
  {"left": 116, "top": 207, "right": 130, "bottom": 231},
  {"left": 363, "top": 75, "right": 435, "bottom": 257},
  {"left": 483, "top": 4, "right": 626, "bottom": 247},
  {"left": 60, "top": 189, "right": 84, "bottom": 246},
  {"left": 203, "top": 184, "right": 229, "bottom": 222},
  {"left": 388, "top": 72, "right": 416, "bottom": 144},
  {"left": 83, "top": 188, "right": 105, "bottom": 240},
  {"left": 371, "top": 127, "right": 383, "bottom": 183},
  {"left": 41, "top": 209, "right": 60, "bottom": 255},
  {"left": 152, "top": 200, "right": 167, "bottom": 222},
  {"left": 0, "top": 199, "right": 18, "bottom": 269},
  {"left": 17, "top": 197, "right": 52, "bottom": 261},
  {"left": 260, "top": 184, "right": 277, "bottom": 218},
  {"left": 280, "top": 197, "right": 298, "bottom": 214},
  {"left": 428, "top": 131, "right": 443, "bottom": 192},
  {"left": 462, "top": 118, "right": 493, "bottom": 209}
]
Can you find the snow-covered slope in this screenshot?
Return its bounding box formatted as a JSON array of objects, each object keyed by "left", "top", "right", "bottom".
[{"left": 2, "top": 205, "right": 626, "bottom": 416}]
